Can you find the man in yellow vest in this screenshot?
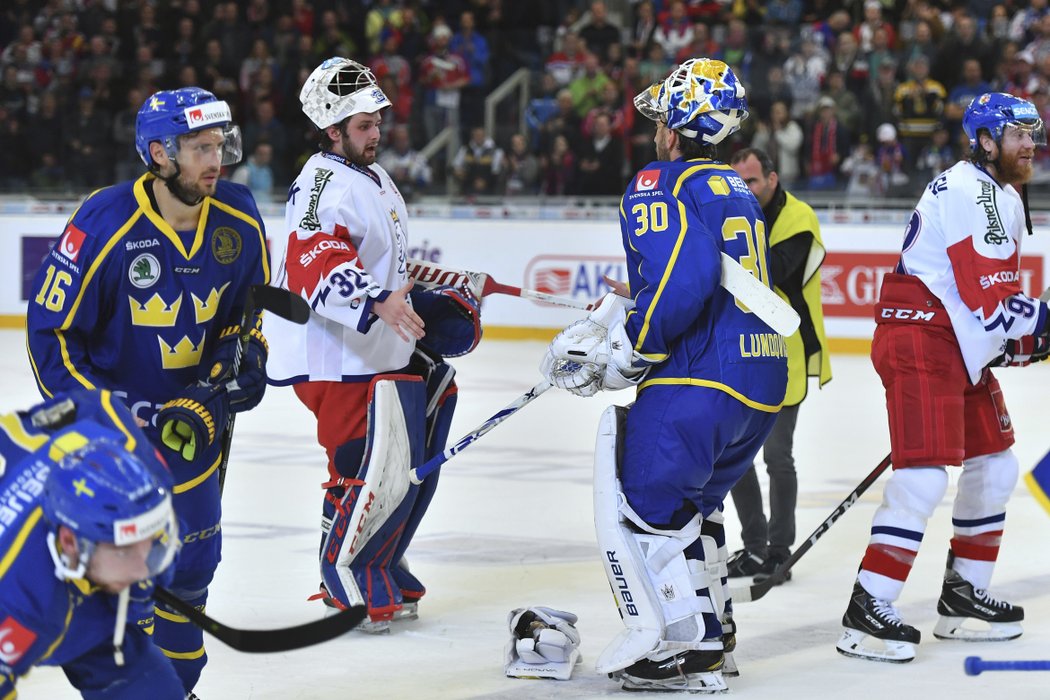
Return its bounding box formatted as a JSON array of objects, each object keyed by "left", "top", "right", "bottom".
[{"left": 725, "top": 147, "right": 832, "bottom": 583}]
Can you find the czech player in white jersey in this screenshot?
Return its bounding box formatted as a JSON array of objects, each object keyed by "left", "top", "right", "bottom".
[
  {"left": 837, "top": 93, "right": 1049, "bottom": 663},
  {"left": 268, "top": 58, "right": 480, "bottom": 632}
]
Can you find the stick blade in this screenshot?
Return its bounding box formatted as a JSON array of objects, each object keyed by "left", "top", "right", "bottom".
[{"left": 252, "top": 285, "right": 311, "bottom": 324}]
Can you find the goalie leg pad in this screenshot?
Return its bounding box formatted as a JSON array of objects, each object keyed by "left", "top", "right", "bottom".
[
  {"left": 319, "top": 376, "right": 427, "bottom": 621},
  {"left": 594, "top": 406, "right": 719, "bottom": 675}
]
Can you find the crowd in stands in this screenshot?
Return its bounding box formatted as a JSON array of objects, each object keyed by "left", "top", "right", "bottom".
[{"left": 5, "top": 0, "right": 1050, "bottom": 202}]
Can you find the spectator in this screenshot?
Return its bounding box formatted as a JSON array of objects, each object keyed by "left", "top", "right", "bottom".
[
  {"left": 674, "top": 22, "right": 718, "bottom": 64},
  {"left": 830, "top": 31, "right": 869, "bottom": 93},
  {"left": 1003, "top": 49, "right": 1041, "bottom": 99},
  {"left": 452, "top": 125, "right": 505, "bottom": 196},
  {"left": 653, "top": 0, "right": 695, "bottom": 60},
  {"left": 1024, "top": 13, "right": 1050, "bottom": 66},
  {"left": 823, "top": 70, "right": 862, "bottom": 136},
  {"left": 914, "top": 123, "right": 955, "bottom": 184},
  {"left": 451, "top": 10, "right": 492, "bottom": 132},
  {"left": 899, "top": 19, "right": 938, "bottom": 68},
  {"left": 639, "top": 41, "right": 673, "bottom": 85},
  {"left": 875, "top": 121, "right": 909, "bottom": 196},
  {"left": 932, "top": 14, "right": 994, "bottom": 88},
  {"left": 575, "top": 111, "right": 624, "bottom": 195},
  {"left": 537, "top": 87, "right": 582, "bottom": 153},
  {"left": 378, "top": 124, "right": 433, "bottom": 201},
  {"left": 112, "top": 87, "right": 144, "bottom": 182},
  {"left": 230, "top": 142, "right": 275, "bottom": 202},
  {"left": 627, "top": 1, "right": 657, "bottom": 59},
  {"left": 579, "top": 1, "right": 623, "bottom": 62},
  {"left": 540, "top": 133, "right": 576, "bottom": 195},
  {"left": 854, "top": 0, "right": 897, "bottom": 53},
  {"left": 364, "top": 0, "right": 403, "bottom": 56},
  {"left": 239, "top": 38, "right": 277, "bottom": 94},
  {"left": 569, "top": 52, "right": 614, "bottom": 118},
  {"left": 893, "top": 54, "right": 946, "bottom": 170},
  {"left": 944, "top": 58, "right": 992, "bottom": 138},
  {"left": 862, "top": 58, "right": 900, "bottom": 143},
  {"left": 314, "top": 9, "right": 357, "bottom": 59},
  {"left": 504, "top": 133, "right": 541, "bottom": 195},
  {"left": 419, "top": 24, "right": 470, "bottom": 142},
  {"left": 64, "top": 88, "right": 111, "bottom": 188},
  {"left": 807, "top": 96, "right": 851, "bottom": 190},
  {"left": 841, "top": 141, "right": 883, "bottom": 198},
  {"left": 545, "top": 31, "right": 588, "bottom": 87},
  {"left": 582, "top": 81, "right": 624, "bottom": 139},
  {"left": 766, "top": 0, "right": 804, "bottom": 27},
  {"left": 752, "top": 100, "right": 804, "bottom": 188},
  {"left": 783, "top": 37, "right": 827, "bottom": 121},
  {"left": 242, "top": 100, "right": 288, "bottom": 183},
  {"left": 1009, "top": 0, "right": 1049, "bottom": 44},
  {"left": 372, "top": 31, "right": 413, "bottom": 128},
  {"left": 0, "top": 106, "right": 30, "bottom": 189}
]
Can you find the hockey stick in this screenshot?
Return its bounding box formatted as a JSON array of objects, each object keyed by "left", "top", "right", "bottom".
[
  {"left": 731, "top": 453, "right": 892, "bottom": 603},
  {"left": 410, "top": 380, "right": 552, "bottom": 483},
  {"left": 218, "top": 285, "right": 311, "bottom": 493},
  {"left": 407, "top": 258, "right": 595, "bottom": 311},
  {"left": 154, "top": 586, "right": 366, "bottom": 652},
  {"left": 965, "top": 656, "right": 1050, "bottom": 675}
]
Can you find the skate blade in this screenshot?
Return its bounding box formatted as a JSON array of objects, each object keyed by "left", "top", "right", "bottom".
[
  {"left": 835, "top": 628, "right": 916, "bottom": 663},
  {"left": 933, "top": 616, "right": 1023, "bottom": 642},
  {"left": 620, "top": 671, "right": 728, "bottom": 693}
]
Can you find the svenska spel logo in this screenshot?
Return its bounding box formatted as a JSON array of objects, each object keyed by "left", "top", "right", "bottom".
[
  {"left": 635, "top": 169, "right": 661, "bottom": 191},
  {"left": 57, "top": 223, "right": 87, "bottom": 262}
]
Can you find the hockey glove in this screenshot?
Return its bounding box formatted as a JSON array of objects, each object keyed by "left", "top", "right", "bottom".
[
  {"left": 504, "top": 606, "right": 582, "bottom": 680},
  {"left": 410, "top": 284, "right": 482, "bottom": 357},
  {"left": 157, "top": 383, "right": 229, "bottom": 463},
  {"left": 203, "top": 323, "right": 269, "bottom": 413},
  {"left": 992, "top": 333, "right": 1050, "bottom": 367}
]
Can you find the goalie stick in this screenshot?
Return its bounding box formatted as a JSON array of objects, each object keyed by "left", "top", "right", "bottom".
[
  {"left": 408, "top": 255, "right": 800, "bottom": 336},
  {"left": 731, "top": 453, "right": 892, "bottom": 603},
  {"left": 410, "top": 380, "right": 552, "bottom": 483},
  {"left": 154, "top": 586, "right": 366, "bottom": 652},
  {"left": 407, "top": 258, "right": 594, "bottom": 311},
  {"left": 218, "top": 285, "right": 311, "bottom": 492}
]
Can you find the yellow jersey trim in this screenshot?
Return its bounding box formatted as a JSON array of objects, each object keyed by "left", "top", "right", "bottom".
[
  {"left": 133, "top": 174, "right": 206, "bottom": 260},
  {"left": 174, "top": 452, "right": 222, "bottom": 494},
  {"left": 638, "top": 377, "right": 783, "bottom": 413},
  {"left": 0, "top": 508, "right": 44, "bottom": 581},
  {"left": 160, "top": 645, "right": 206, "bottom": 660}
]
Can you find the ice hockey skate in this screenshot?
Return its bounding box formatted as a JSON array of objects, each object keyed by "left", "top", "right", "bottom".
[
  {"left": 836, "top": 580, "right": 920, "bottom": 663},
  {"left": 616, "top": 649, "right": 728, "bottom": 693},
  {"left": 720, "top": 617, "right": 739, "bottom": 677},
  {"left": 933, "top": 570, "right": 1024, "bottom": 641}
]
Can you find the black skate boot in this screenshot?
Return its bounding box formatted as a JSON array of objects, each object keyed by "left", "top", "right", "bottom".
[
  {"left": 721, "top": 616, "right": 739, "bottom": 677},
  {"left": 933, "top": 569, "right": 1024, "bottom": 641},
  {"left": 836, "top": 580, "right": 921, "bottom": 663},
  {"left": 618, "top": 649, "right": 727, "bottom": 693},
  {"left": 725, "top": 548, "right": 767, "bottom": 578}
]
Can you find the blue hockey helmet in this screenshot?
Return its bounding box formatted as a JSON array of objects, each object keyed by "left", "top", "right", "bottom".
[
  {"left": 43, "top": 438, "right": 179, "bottom": 581},
  {"left": 135, "top": 87, "right": 243, "bottom": 169},
  {"left": 963, "top": 92, "right": 1046, "bottom": 151},
  {"left": 634, "top": 58, "right": 749, "bottom": 145}
]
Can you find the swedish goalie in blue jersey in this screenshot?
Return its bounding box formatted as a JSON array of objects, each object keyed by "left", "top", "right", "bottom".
[
  {"left": 542, "top": 59, "right": 787, "bottom": 693},
  {"left": 26, "top": 87, "right": 270, "bottom": 695},
  {"left": 0, "top": 389, "right": 183, "bottom": 700}
]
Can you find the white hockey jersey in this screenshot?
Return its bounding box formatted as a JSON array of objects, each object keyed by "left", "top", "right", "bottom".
[
  {"left": 899, "top": 160, "right": 1048, "bottom": 382},
  {"left": 267, "top": 151, "right": 414, "bottom": 384}
]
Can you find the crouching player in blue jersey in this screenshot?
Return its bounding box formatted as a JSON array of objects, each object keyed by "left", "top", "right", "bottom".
[
  {"left": 26, "top": 87, "right": 270, "bottom": 696},
  {"left": 0, "top": 388, "right": 183, "bottom": 699},
  {"left": 541, "top": 59, "right": 788, "bottom": 693}
]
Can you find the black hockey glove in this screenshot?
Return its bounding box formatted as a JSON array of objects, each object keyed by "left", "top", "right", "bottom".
[
  {"left": 203, "top": 323, "right": 269, "bottom": 413},
  {"left": 157, "top": 382, "right": 229, "bottom": 463},
  {"left": 991, "top": 333, "right": 1050, "bottom": 367}
]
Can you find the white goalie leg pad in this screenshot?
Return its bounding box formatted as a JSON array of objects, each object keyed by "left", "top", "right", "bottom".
[
  {"left": 504, "top": 606, "right": 582, "bottom": 680},
  {"left": 593, "top": 406, "right": 716, "bottom": 675},
  {"left": 321, "top": 379, "right": 416, "bottom": 610}
]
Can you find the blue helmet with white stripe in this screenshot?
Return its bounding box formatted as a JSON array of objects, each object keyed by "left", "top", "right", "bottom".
[
  {"left": 135, "top": 87, "right": 243, "bottom": 169},
  {"left": 963, "top": 92, "right": 1046, "bottom": 151},
  {"left": 634, "top": 58, "right": 749, "bottom": 145}
]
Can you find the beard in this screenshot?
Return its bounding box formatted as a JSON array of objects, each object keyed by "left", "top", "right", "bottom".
[
  {"left": 998, "top": 150, "right": 1034, "bottom": 185},
  {"left": 338, "top": 130, "right": 378, "bottom": 167},
  {"left": 165, "top": 168, "right": 217, "bottom": 205}
]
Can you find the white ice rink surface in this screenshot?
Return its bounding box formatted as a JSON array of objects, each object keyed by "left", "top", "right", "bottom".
[{"left": 12, "top": 329, "right": 1050, "bottom": 700}]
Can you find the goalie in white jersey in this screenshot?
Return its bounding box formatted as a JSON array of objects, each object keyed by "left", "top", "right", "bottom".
[
  {"left": 836, "top": 93, "right": 1049, "bottom": 664},
  {"left": 267, "top": 58, "right": 481, "bottom": 632}
]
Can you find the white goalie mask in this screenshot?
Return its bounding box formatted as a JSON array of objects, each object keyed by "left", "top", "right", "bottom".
[{"left": 300, "top": 57, "right": 391, "bottom": 129}]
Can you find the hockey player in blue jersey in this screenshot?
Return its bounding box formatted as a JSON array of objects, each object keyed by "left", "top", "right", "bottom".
[
  {"left": 25, "top": 87, "right": 270, "bottom": 695},
  {"left": 542, "top": 58, "right": 787, "bottom": 692},
  {"left": 0, "top": 389, "right": 183, "bottom": 699}
]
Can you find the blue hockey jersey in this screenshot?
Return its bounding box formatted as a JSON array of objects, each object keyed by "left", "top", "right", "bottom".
[
  {"left": 620, "top": 158, "right": 787, "bottom": 410},
  {"left": 26, "top": 174, "right": 270, "bottom": 437},
  {"left": 0, "top": 390, "right": 180, "bottom": 699}
]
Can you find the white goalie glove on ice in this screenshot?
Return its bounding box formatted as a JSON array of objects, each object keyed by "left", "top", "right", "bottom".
[
  {"left": 504, "top": 606, "right": 582, "bottom": 680},
  {"left": 540, "top": 293, "right": 651, "bottom": 397}
]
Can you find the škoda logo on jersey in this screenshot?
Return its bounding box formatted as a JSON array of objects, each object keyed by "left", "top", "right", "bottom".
[{"left": 525, "top": 255, "right": 626, "bottom": 306}]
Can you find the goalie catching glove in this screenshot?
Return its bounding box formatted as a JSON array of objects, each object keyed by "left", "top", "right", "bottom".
[
  {"left": 203, "top": 323, "right": 269, "bottom": 413},
  {"left": 157, "top": 382, "right": 229, "bottom": 463},
  {"left": 540, "top": 293, "right": 652, "bottom": 397},
  {"left": 409, "top": 283, "right": 482, "bottom": 358},
  {"left": 504, "top": 606, "right": 582, "bottom": 680}
]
